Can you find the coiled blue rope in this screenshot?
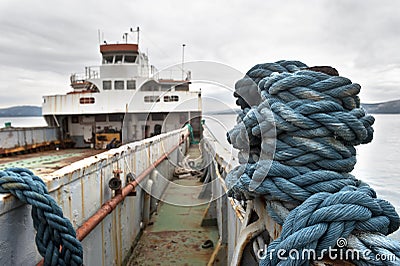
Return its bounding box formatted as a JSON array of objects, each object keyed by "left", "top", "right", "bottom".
[
  {"left": 226, "top": 61, "right": 400, "bottom": 265},
  {"left": 0, "top": 167, "right": 83, "bottom": 266}
]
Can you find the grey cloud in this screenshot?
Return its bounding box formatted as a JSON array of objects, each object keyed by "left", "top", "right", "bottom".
[{"left": 1, "top": 0, "right": 400, "bottom": 107}]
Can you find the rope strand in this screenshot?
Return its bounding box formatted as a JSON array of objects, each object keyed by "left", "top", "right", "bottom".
[
  {"left": 226, "top": 61, "right": 400, "bottom": 265},
  {"left": 0, "top": 168, "right": 83, "bottom": 266}
]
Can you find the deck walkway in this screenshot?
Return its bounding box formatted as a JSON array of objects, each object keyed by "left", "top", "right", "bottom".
[
  {"left": 0, "top": 149, "right": 102, "bottom": 174},
  {"left": 127, "top": 145, "right": 218, "bottom": 266}
]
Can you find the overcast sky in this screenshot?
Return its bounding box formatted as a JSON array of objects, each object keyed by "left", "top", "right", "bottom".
[{"left": 1, "top": 0, "right": 400, "bottom": 108}]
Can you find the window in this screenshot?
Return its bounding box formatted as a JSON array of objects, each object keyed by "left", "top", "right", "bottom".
[
  {"left": 103, "top": 80, "right": 111, "bottom": 90},
  {"left": 103, "top": 56, "right": 113, "bottom": 64},
  {"left": 115, "top": 80, "right": 124, "bottom": 90},
  {"left": 127, "top": 80, "right": 136, "bottom": 90},
  {"left": 115, "top": 55, "right": 123, "bottom": 63},
  {"left": 144, "top": 96, "right": 160, "bottom": 102},
  {"left": 80, "top": 97, "right": 95, "bottom": 104},
  {"left": 124, "top": 55, "right": 137, "bottom": 63},
  {"left": 164, "top": 95, "right": 179, "bottom": 102},
  {"left": 95, "top": 115, "right": 107, "bottom": 122}
]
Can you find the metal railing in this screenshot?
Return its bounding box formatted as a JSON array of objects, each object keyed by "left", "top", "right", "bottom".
[{"left": 70, "top": 66, "right": 100, "bottom": 83}]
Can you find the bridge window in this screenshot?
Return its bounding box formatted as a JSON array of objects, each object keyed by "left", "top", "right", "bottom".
[
  {"left": 103, "top": 56, "right": 113, "bottom": 64},
  {"left": 124, "top": 55, "right": 137, "bottom": 63},
  {"left": 164, "top": 95, "right": 179, "bottom": 102},
  {"left": 115, "top": 80, "right": 124, "bottom": 90},
  {"left": 144, "top": 96, "right": 160, "bottom": 102},
  {"left": 127, "top": 80, "right": 136, "bottom": 90},
  {"left": 115, "top": 55, "right": 123, "bottom": 64},
  {"left": 80, "top": 97, "right": 95, "bottom": 104},
  {"left": 103, "top": 80, "right": 111, "bottom": 90}
]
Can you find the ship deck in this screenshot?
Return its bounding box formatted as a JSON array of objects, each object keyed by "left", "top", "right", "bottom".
[
  {"left": 0, "top": 149, "right": 104, "bottom": 175},
  {"left": 127, "top": 145, "right": 219, "bottom": 266}
]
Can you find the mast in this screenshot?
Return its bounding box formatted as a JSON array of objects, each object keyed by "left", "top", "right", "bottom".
[{"left": 181, "top": 44, "right": 186, "bottom": 80}]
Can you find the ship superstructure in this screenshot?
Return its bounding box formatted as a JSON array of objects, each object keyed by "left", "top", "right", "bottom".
[{"left": 42, "top": 32, "right": 202, "bottom": 148}]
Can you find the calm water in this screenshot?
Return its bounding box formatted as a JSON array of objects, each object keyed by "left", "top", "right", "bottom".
[
  {"left": 206, "top": 114, "right": 400, "bottom": 240},
  {"left": 0, "top": 116, "right": 47, "bottom": 127},
  {"left": 2, "top": 115, "right": 399, "bottom": 239}
]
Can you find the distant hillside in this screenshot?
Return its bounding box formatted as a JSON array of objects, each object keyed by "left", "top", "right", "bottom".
[
  {"left": 0, "top": 99, "right": 399, "bottom": 117},
  {"left": 362, "top": 100, "right": 400, "bottom": 114},
  {"left": 0, "top": 106, "right": 42, "bottom": 117},
  {"left": 207, "top": 100, "right": 400, "bottom": 115}
]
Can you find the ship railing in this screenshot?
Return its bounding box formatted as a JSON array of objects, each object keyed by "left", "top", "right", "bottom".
[
  {"left": 70, "top": 66, "right": 100, "bottom": 83},
  {"left": 0, "top": 127, "right": 190, "bottom": 265},
  {"left": 151, "top": 67, "right": 191, "bottom": 82}
]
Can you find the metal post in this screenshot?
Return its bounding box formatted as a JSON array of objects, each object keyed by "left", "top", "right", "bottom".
[
  {"left": 136, "top": 26, "right": 140, "bottom": 45},
  {"left": 182, "top": 44, "right": 186, "bottom": 80}
]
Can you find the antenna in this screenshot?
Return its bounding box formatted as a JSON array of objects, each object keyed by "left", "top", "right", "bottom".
[
  {"left": 98, "top": 29, "right": 101, "bottom": 44},
  {"left": 123, "top": 32, "right": 128, "bottom": 44},
  {"left": 181, "top": 44, "right": 186, "bottom": 80},
  {"left": 130, "top": 26, "right": 140, "bottom": 45},
  {"left": 137, "top": 26, "right": 140, "bottom": 45}
]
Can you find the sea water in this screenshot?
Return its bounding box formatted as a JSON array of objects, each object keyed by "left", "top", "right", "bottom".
[
  {"left": 2, "top": 114, "right": 399, "bottom": 239},
  {"left": 206, "top": 113, "right": 400, "bottom": 240},
  {"left": 0, "top": 116, "right": 47, "bottom": 127}
]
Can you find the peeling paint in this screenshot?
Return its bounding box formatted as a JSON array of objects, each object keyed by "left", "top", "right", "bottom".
[{"left": 0, "top": 128, "right": 188, "bottom": 265}]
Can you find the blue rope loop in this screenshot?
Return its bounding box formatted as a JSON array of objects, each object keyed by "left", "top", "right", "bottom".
[
  {"left": 0, "top": 167, "right": 83, "bottom": 266},
  {"left": 226, "top": 61, "right": 400, "bottom": 265}
]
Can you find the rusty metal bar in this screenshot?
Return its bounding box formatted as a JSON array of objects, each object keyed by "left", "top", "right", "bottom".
[
  {"left": 76, "top": 138, "right": 185, "bottom": 240},
  {"left": 37, "top": 131, "right": 188, "bottom": 266}
]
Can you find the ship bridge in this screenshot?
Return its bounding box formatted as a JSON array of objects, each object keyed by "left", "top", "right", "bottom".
[{"left": 42, "top": 34, "right": 202, "bottom": 148}]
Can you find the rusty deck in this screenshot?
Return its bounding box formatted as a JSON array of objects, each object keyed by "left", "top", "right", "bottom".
[
  {"left": 0, "top": 148, "right": 104, "bottom": 175},
  {"left": 128, "top": 145, "right": 218, "bottom": 266}
]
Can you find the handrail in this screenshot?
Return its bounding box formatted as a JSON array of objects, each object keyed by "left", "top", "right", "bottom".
[
  {"left": 37, "top": 129, "right": 189, "bottom": 266},
  {"left": 76, "top": 131, "right": 188, "bottom": 241}
]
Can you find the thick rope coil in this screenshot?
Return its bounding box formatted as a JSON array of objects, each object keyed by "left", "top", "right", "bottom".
[
  {"left": 0, "top": 168, "right": 83, "bottom": 266},
  {"left": 234, "top": 60, "right": 308, "bottom": 109},
  {"left": 226, "top": 61, "right": 400, "bottom": 265}
]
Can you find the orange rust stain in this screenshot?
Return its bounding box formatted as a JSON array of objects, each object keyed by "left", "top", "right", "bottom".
[
  {"left": 1, "top": 193, "right": 14, "bottom": 203},
  {"left": 273, "top": 223, "right": 282, "bottom": 240}
]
